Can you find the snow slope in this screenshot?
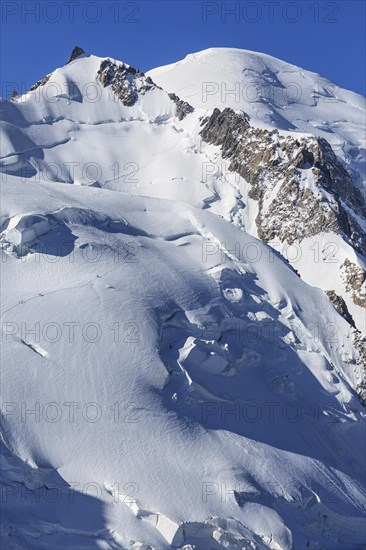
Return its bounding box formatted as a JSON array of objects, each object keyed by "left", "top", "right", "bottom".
[
  {"left": 1, "top": 49, "right": 365, "bottom": 335},
  {"left": 1, "top": 47, "right": 366, "bottom": 549},
  {"left": 148, "top": 47, "right": 366, "bottom": 191},
  {"left": 149, "top": 48, "right": 366, "bottom": 335},
  {"left": 1, "top": 175, "right": 366, "bottom": 549},
  {"left": 0, "top": 52, "right": 241, "bottom": 216}
]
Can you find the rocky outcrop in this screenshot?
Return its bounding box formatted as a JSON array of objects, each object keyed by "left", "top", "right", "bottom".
[
  {"left": 352, "top": 330, "right": 366, "bottom": 406},
  {"left": 97, "top": 59, "right": 194, "bottom": 118},
  {"left": 67, "top": 46, "right": 86, "bottom": 64},
  {"left": 168, "top": 93, "right": 194, "bottom": 120},
  {"left": 341, "top": 259, "right": 366, "bottom": 308},
  {"left": 199, "top": 108, "right": 366, "bottom": 255},
  {"left": 200, "top": 107, "right": 250, "bottom": 150},
  {"left": 325, "top": 290, "right": 356, "bottom": 328},
  {"left": 97, "top": 59, "right": 153, "bottom": 106},
  {"left": 28, "top": 74, "right": 50, "bottom": 93}
]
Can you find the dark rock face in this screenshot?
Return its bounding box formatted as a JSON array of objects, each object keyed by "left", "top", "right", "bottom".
[
  {"left": 199, "top": 108, "right": 366, "bottom": 256},
  {"left": 97, "top": 59, "right": 154, "bottom": 107},
  {"left": 326, "top": 290, "right": 356, "bottom": 328},
  {"left": 97, "top": 59, "right": 194, "bottom": 118},
  {"left": 200, "top": 108, "right": 250, "bottom": 151},
  {"left": 67, "top": 46, "right": 86, "bottom": 64},
  {"left": 28, "top": 74, "right": 50, "bottom": 93},
  {"left": 342, "top": 259, "right": 366, "bottom": 308},
  {"left": 168, "top": 93, "right": 194, "bottom": 120},
  {"left": 353, "top": 330, "right": 366, "bottom": 406}
]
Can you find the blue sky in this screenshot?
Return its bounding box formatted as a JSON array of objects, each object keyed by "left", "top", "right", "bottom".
[{"left": 1, "top": 0, "right": 365, "bottom": 96}]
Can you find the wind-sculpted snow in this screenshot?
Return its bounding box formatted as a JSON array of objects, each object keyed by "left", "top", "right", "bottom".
[
  {"left": 1, "top": 48, "right": 366, "bottom": 549},
  {"left": 1, "top": 176, "right": 366, "bottom": 549}
]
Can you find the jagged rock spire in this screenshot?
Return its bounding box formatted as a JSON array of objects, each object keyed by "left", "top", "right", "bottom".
[{"left": 67, "top": 46, "right": 85, "bottom": 64}]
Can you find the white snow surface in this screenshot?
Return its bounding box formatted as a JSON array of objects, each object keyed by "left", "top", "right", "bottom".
[
  {"left": 1, "top": 48, "right": 365, "bottom": 549},
  {"left": 148, "top": 47, "right": 366, "bottom": 192}
]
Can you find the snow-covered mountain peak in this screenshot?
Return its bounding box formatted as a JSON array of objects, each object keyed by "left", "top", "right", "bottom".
[
  {"left": 8, "top": 50, "right": 192, "bottom": 126},
  {"left": 148, "top": 46, "right": 365, "bottom": 118},
  {"left": 148, "top": 47, "right": 365, "bottom": 189},
  {"left": 1, "top": 46, "right": 366, "bottom": 550},
  {"left": 1, "top": 48, "right": 365, "bottom": 333}
]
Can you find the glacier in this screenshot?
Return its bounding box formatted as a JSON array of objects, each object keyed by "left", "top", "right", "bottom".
[{"left": 0, "top": 46, "right": 365, "bottom": 549}]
